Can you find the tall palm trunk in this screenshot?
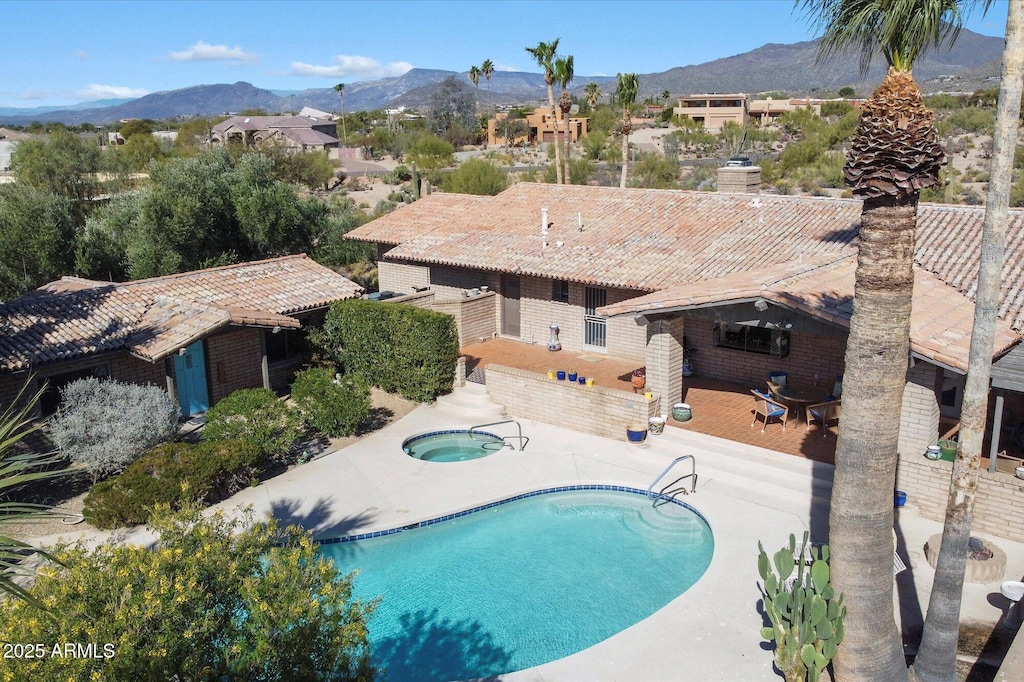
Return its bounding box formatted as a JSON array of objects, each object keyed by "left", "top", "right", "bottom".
[
  {"left": 546, "top": 80, "right": 563, "bottom": 185},
  {"left": 831, "top": 66, "right": 944, "bottom": 682},
  {"left": 619, "top": 112, "right": 631, "bottom": 189},
  {"left": 912, "top": 4, "right": 1024, "bottom": 681}
]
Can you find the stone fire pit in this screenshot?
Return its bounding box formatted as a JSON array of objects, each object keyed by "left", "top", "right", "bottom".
[{"left": 924, "top": 533, "right": 1006, "bottom": 584}]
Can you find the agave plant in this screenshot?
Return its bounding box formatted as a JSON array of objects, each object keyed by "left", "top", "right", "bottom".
[{"left": 0, "top": 382, "right": 67, "bottom": 610}]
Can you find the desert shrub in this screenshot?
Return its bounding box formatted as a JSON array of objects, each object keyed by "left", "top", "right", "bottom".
[
  {"left": 313, "top": 299, "right": 458, "bottom": 402},
  {"left": 83, "top": 439, "right": 261, "bottom": 529},
  {"left": 443, "top": 157, "right": 508, "bottom": 195},
  {"left": 48, "top": 377, "right": 180, "bottom": 483},
  {"left": 203, "top": 388, "right": 301, "bottom": 458},
  {"left": 0, "top": 504, "right": 377, "bottom": 680},
  {"left": 291, "top": 368, "right": 371, "bottom": 437}
]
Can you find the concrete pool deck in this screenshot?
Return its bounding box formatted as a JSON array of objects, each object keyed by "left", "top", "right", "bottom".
[
  {"left": 211, "top": 400, "right": 1024, "bottom": 681},
  {"left": 37, "top": 398, "right": 1024, "bottom": 680}
]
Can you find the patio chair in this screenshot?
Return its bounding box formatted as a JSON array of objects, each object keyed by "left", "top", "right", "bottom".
[
  {"left": 751, "top": 389, "right": 788, "bottom": 432},
  {"left": 766, "top": 379, "right": 782, "bottom": 399},
  {"left": 807, "top": 399, "right": 841, "bottom": 436}
]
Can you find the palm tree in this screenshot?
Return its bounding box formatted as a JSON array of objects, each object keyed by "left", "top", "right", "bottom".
[
  {"left": 584, "top": 82, "right": 601, "bottom": 111},
  {"left": 915, "top": 2, "right": 1015, "bottom": 681},
  {"left": 0, "top": 383, "right": 66, "bottom": 610},
  {"left": 481, "top": 59, "right": 494, "bottom": 106},
  {"left": 468, "top": 65, "right": 482, "bottom": 124},
  {"left": 614, "top": 73, "right": 639, "bottom": 189},
  {"left": 333, "top": 83, "right": 347, "bottom": 145},
  {"left": 799, "top": 1, "right": 987, "bottom": 678},
  {"left": 661, "top": 89, "right": 671, "bottom": 105},
  {"left": 555, "top": 55, "right": 575, "bottom": 184},
  {"left": 525, "top": 39, "right": 564, "bottom": 184}
]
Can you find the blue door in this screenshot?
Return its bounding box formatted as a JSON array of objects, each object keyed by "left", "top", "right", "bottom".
[{"left": 174, "top": 340, "right": 210, "bottom": 416}]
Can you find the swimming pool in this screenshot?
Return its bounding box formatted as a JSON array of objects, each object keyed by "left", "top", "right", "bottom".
[
  {"left": 402, "top": 429, "right": 506, "bottom": 462},
  {"left": 319, "top": 487, "right": 714, "bottom": 680}
]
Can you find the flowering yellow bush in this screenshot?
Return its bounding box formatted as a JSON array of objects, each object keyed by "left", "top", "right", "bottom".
[{"left": 0, "top": 504, "right": 377, "bottom": 681}]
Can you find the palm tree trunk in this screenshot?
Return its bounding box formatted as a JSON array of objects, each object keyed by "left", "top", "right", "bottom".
[
  {"left": 831, "top": 194, "right": 915, "bottom": 682},
  {"left": 619, "top": 123, "right": 629, "bottom": 188},
  {"left": 547, "top": 82, "right": 563, "bottom": 185},
  {"left": 912, "top": 4, "right": 1024, "bottom": 680},
  {"left": 564, "top": 132, "right": 572, "bottom": 185}
]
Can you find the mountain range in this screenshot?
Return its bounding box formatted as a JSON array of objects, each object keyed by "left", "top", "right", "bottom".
[{"left": 0, "top": 29, "right": 1004, "bottom": 126}]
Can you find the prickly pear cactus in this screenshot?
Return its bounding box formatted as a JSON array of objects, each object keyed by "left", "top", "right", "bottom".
[{"left": 757, "top": 531, "right": 846, "bottom": 682}]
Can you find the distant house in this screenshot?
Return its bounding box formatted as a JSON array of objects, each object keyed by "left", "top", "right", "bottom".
[
  {"left": 487, "top": 108, "right": 588, "bottom": 148},
  {"left": 211, "top": 115, "right": 339, "bottom": 152},
  {"left": 672, "top": 94, "right": 749, "bottom": 132},
  {"left": 0, "top": 127, "right": 37, "bottom": 171},
  {"left": 0, "top": 255, "right": 363, "bottom": 417}
]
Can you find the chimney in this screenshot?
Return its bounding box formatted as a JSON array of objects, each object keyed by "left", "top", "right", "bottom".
[
  {"left": 541, "top": 207, "right": 549, "bottom": 248},
  {"left": 717, "top": 166, "right": 761, "bottom": 194}
]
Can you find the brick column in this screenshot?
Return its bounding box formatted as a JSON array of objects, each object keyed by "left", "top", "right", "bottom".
[
  {"left": 644, "top": 316, "right": 685, "bottom": 412},
  {"left": 898, "top": 361, "right": 942, "bottom": 457}
]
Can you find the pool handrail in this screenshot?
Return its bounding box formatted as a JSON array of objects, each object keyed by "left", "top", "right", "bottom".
[
  {"left": 647, "top": 455, "right": 697, "bottom": 500},
  {"left": 468, "top": 419, "right": 529, "bottom": 451}
]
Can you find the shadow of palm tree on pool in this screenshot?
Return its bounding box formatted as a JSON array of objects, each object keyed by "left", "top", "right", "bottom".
[{"left": 372, "top": 606, "right": 513, "bottom": 682}]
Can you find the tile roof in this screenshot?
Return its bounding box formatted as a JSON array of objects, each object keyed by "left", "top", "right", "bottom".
[
  {"left": 598, "top": 255, "right": 1018, "bottom": 372},
  {"left": 347, "top": 183, "right": 1024, "bottom": 370},
  {"left": 349, "top": 184, "right": 859, "bottom": 292},
  {"left": 0, "top": 255, "right": 362, "bottom": 372}
]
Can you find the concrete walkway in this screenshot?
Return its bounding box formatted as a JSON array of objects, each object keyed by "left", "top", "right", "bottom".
[{"left": 37, "top": 399, "right": 1024, "bottom": 680}]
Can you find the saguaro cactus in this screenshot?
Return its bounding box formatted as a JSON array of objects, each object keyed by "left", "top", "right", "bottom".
[{"left": 758, "top": 531, "right": 846, "bottom": 682}]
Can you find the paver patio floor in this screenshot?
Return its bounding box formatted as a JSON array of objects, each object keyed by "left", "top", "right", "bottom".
[{"left": 461, "top": 338, "right": 838, "bottom": 464}]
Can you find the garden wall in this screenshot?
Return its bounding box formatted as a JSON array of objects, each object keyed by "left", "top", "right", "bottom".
[
  {"left": 485, "top": 364, "right": 659, "bottom": 441},
  {"left": 431, "top": 292, "right": 497, "bottom": 346},
  {"left": 896, "top": 452, "right": 1024, "bottom": 542}
]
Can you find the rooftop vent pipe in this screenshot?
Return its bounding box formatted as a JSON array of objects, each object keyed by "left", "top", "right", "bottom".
[{"left": 541, "top": 207, "right": 549, "bottom": 248}]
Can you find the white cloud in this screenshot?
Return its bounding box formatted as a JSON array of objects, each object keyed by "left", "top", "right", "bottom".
[
  {"left": 289, "top": 55, "right": 413, "bottom": 79},
  {"left": 495, "top": 63, "right": 521, "bottom": 72},
  {"left": 169, "top": 41, "right": 257, "bottom": 63},
  {"left": 72, "top": 84, "right": 150, "bottom": 101},
  {"left": 75, "top": 49, "right": 90, "bottom": 60},
  {"left": 18, "top": 90, "right": 49, "bottom": 101}
]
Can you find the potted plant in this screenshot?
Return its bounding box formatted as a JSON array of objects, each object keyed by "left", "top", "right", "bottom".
[
  {"left": 568, "top": 368, "right": 578, "bottom": 382},
  {"left": 631, "top": 368, "right": 646, "bottom": 391}
]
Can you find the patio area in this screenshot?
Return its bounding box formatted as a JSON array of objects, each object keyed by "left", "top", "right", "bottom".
[{"left": 460, "top": 338, "right": 838, "bottom": 464}]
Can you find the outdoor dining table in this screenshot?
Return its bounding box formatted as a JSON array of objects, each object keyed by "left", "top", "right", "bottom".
[{"left": 774, "top": 383, "right": 830, "bottom": 424}]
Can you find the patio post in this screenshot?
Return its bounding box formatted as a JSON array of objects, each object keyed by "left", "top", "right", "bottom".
[{"left": 644, "top": 316, "right": 685, "bottom": 411}]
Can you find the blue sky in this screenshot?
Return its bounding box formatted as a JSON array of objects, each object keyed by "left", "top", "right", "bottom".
[{"left": 2, "top": 0, "right": 1010, "bottom": 109}]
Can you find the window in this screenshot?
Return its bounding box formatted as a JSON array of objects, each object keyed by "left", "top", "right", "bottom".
[
  {"left": 714, "top": 323, "right": 789, "bottom": 357},
  {"left": 552, "top": 280, "right": 569, "bottom": 303},
  {"left": 38, "top": 365, "right": 109, "bottom": 416},
  {"left": 265, "top": 329, "right": 301, "bottom": 363}
]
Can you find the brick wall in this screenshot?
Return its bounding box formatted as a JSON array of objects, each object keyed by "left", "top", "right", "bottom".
[
  {"left": 206, "top": 328, "right": 264, "bottom": 404},
  {"left": 486, "top": 364, "right": 660, "bottom": 440},
  {"left": 432, "top": 292, "right": 497, "bottom": 346},
  {"left": 896, "top": 453, "right": 1024, "bottom": 542},
  {"left": 389, "top": 291, "right": 436, "bottom": 309},
  {"left": 378, "top": 260, "right": 431, "bottom": 294},
  {"left": 431, "top": 266, "right": 498, "bottom": 299},
  {"left": 646, "top": 317, "right": 686, "bottom": 408},
  {"left": 898, "top": 362, "right": 942, "bottom": 457},
  {"left": 0, "top": 352, "right": 168, "bottom": 415},
  {"left": 687, "top": 317, "right": 846, "bottom": 389}
]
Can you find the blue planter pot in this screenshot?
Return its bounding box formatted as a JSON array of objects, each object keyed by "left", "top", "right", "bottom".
[
  {"left": 556, "top": 370, "right": 566, "bottom": 381},
  {"left": 626, "top": 425, "right": 648, "bottom": 443},
  {"left": 894, "top": 490, "right": 907, "bottom": 507},
  {"left": 568, "top": 372, "right": 578, "bottom": 382}
]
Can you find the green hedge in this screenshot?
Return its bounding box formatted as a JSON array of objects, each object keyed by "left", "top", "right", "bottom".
[
  {"left": 291, "top": 367, "right": 371, "bottom": 437},
  {"left": 203, "top": 388, "right": 302, "bottom": 458},
  {"left": 313, "top": 299, "right": 459, "bottom": 401},
  {"left": 83, "top": 440, "right": 261, "bottom": 529}
]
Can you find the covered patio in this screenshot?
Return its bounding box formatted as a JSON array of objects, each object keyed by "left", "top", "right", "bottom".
[{"left": 460, "top": 338, "right": 838, "bottom": 464}]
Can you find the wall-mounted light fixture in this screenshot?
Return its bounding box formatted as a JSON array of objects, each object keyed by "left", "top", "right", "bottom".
[
  {"left": 754, "top": 298, "right": 769, "bottom": 312},
  {"left": 178, "top": 347, "right": 188, "bottom": 356}
]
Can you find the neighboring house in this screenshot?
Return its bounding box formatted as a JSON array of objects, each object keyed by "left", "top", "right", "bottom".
[
  {"left": 298, "top": 106, "right": 336, "bottom": 120},
  {"left": 345, "top": 182, "right": 1024, "bottom": 461},
  {"left": 672, "top": 94, "right": 749, "bottom": 132},
  {"left": 0, "top": 127, "right": 38, "bottom": 171},
  {"left": 487, "top": 108, "right": 589, "bottom": 148},
  {"left": 0, "top": 255, "right": 363, "bottom": 417},
  {"left": 671, "top": 94, "right": 832, "bottom": 129},
  {"left": 211, "top": 115, "right": 339, "bottom": 152}
]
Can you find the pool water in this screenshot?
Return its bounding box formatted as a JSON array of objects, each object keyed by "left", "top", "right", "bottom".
[
  {"left": 402, "top": 430, "right": 506, "bottom": 462},
  {"left": 320, "top": 489, "right": 714, "bottom": 681}
]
